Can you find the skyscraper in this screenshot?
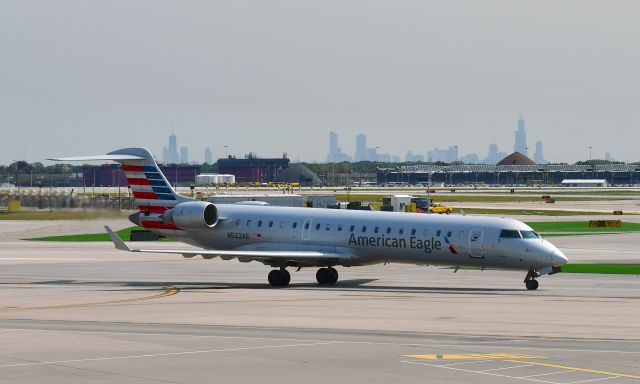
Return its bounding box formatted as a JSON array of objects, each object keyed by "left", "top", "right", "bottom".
[
  {"left": 180, "top": 146, "right": 189, "bottom": 164},
  {"left": 354, "top": 134, "right": 376, "bottom": 161},
  {"left": 514, "top": 116, "right": 528, "bottom": 155},
  {"left": 533, "top": 140, "right": 547, "bottom": 164},
  {"left": 163, "top": 133, "right": 180, "bottom": 164},
  {"left": 204, "top": 148, "right": 213, "bottom": 164},
  {"left": 326, "top": 132, "right": 351, "bottom": 162}
]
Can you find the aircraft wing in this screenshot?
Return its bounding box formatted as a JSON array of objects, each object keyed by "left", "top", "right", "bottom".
[{"left": 105, "top": 226, "right": 346, "bottom": 264}]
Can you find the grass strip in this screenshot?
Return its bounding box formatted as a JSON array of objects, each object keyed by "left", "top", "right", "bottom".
[
  {"left": 25, "top": 226, "right": 168, "bottom": 242},
  {"left": 0, "top": 210, "right": 129, "bottom": 221},
  {"left": 561, "top": 264, "right": 640, "bottom": 275},
  {"left": 528, "top": 221, "right": 640, "bottom": 233}
]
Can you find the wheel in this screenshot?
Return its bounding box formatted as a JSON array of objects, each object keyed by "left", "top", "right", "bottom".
[
  {"left": 525, "top": 279, "right": 539, "bottom": 290},
  {"left": 280, "top": 269, "right": 291, "bottom": 286},
  {"left": 316, "top": 268, "right": 329, "bottom": 284},
  {"left": 327, "top": 267, "right": 339, "bottom": 284},
  {"left": 268, "top": 269, "right": 290, "bottom": 287},
  {"left": 446, "top": 209, "right": 451, "bottom": 214},
  {"left": 268, "top": 270, "right": 281, "bottom": 286}
]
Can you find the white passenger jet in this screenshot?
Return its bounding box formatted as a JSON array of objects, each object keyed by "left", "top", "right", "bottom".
[{"left": 52, "top": 148, "right": 567, "bottom": 290}]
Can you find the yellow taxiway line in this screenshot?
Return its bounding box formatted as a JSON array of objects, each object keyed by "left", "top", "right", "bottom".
[
  {"left": 0, "top": 286, "right": 179, "bottom": 311},
  {"left": 504, "top": 359, "right": 640, "bottom": 380}
]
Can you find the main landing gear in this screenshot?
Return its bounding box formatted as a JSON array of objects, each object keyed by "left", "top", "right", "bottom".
[
  {"left": 268, "top": 268, "right": 291, "bottom": 287},
  {"left": 316, "top": 267, "right": 338, "bottom": 285},
  {"left": 524, "top": 271, "right": 539, "bottom": 291},
  {"left": 267, "top": 267, "right": 339, "bottom": 287}
]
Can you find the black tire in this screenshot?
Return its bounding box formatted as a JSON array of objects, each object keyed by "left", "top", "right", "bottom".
[
  {"left": 446, "top": 209, "right": 451, "bottom": 214},
  {"left": 316, "top": 268, "right": 329, "bottom": 284},
  {"left": 525, "top": 280, "right": 539, "bottom": 290},
  {"left": 327, "top": 268, "right": 339, "bottom": 284},
  {"left": 268, "top": 270, "right": 281, "bottom": 286},
  {"left": 280, "top": 269, "right": 291, "bottom": 286}
]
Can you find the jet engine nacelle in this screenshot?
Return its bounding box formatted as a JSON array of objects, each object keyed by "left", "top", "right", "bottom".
[{"left": 163, "top": 202, "right": 219, "bottom": 229}]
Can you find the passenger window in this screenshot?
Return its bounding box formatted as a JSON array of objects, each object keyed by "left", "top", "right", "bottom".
[
  {"left": 292, "top": 222, "right": 298, "bottom": 229},
  {"left": 362, "top": 226, "right": 367, "bottom": 233},
  {"left": 280, "top": 221, "right": 285, "bottom": 228},
  {"left": 236, "top": 219, "right": 242, "bottom": 226},
  {"left": 268, "top": 221, "right": 274, "bottom": 228},
  {"left": 246, "top": 220, "right": 252, "bottom": 227},
  {"left": 399, "top": 228, "right": 404, "bottom": 235},
  {"left": 423, "top": 229, "right": 429, "bottom": 236},
  {"left": 316, "top": 223, "right": 321, "bottom": 230},
  {"left": 350, "top": 225, "right": 355, "bottom": 232},
  {"left": 326, "top": 224, "right": 331, "bottom": 231},
  {"left": 411, "top": 229, "right": 416, "bottom": 236},
  {"left": 258, "top": 220, "right": 263, "bottom": 227},
  {"left": 386, "top": 227, "right": 391, "bottom": 234},
  {"left": 304, "top": 222, "right": 310, "bottom": 230},
  {"left": 338, "top": 224, "right": 343, "bottom": 231},
  {"left": 374, "top": 226, "right": 379, "bottom": 234},
  {"left": 436, "top": 230, "right": 441, "bottom": 237},
  {"left": 447, "top": 231, "right": 452, "bottom": 237},
  {"left": 500, "top": 230, "right": 521, "bottom": 238}
]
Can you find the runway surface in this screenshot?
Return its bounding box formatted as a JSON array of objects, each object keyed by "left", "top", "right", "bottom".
[{"left": 1, "top": 219, "right": 639, "bottom": 383}]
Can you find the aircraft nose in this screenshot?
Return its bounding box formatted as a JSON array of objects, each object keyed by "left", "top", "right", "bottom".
[{"left": 551, "top": 249, "right": 568, "bottom": 266}]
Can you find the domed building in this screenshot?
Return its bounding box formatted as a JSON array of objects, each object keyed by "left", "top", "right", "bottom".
[
  {"left": 276, "top": 163, "right": 322, "bottom": 186},
  {"left": 497, "top": 151, "right": 537, "bottom": 166}
]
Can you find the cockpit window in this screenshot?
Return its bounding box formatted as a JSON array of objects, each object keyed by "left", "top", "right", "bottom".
[
  {"left": 520, "top": 231, "right": 540, "bottom": 239},
  {"left": 500, "top": 230, "right": 521, "bottom": 238}
]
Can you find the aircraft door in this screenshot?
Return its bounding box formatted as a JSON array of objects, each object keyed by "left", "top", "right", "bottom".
[
  {"left": 302, "top": 219, "right": 312, "bottom": 240},
  {"left": 469, "top": 229, "right": 484, "bottom": 258}
]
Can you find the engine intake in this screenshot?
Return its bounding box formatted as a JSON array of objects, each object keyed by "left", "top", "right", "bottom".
[{"left": 163, "top": 202, "right": 219, "bottom": 229}]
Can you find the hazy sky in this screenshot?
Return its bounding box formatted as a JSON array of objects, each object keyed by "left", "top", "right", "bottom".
[{"left": 1, "top": 1, "right": 639, "bottom": 164}]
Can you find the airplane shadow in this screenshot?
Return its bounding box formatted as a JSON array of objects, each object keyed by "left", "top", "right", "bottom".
[{"left": 8, "top": 278, "right": 525, "bottom": 295}]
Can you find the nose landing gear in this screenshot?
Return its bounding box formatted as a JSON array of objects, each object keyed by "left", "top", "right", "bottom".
[
  {"left": 524, "top": 271, "right": 539, "bottom": 290},
  {"left": 268, "top": 268, "right": 291, "bottom": 287}
]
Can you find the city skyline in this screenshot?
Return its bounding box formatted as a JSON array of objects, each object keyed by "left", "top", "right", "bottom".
[{"left": 2, "top": 2, "right": 639, "bottom": 165}]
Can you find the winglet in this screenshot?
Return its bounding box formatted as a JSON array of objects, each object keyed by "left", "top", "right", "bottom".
[{"left": 105, "top": 226, "right": 131, "bottom": 251}]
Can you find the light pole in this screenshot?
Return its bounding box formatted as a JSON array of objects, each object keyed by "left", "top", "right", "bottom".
[
  {"left": 224, "top": 145, "right": 229, "bottom": 158},
  {"left": 376, "top": 146, "right": 380, "bottom": 163}
]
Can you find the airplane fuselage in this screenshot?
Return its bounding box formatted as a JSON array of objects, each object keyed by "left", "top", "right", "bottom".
[{"left": 157, "top": 204, "right": 565, "bottom": 272}]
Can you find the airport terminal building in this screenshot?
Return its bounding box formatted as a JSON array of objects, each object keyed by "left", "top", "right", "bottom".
[{"left": 377, "top": 152, "right": 640, "bottom": 186}]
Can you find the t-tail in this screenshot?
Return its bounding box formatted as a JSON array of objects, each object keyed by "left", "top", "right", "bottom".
[{"left": 50, "top": 147, "right": 194, "bottom": 231}]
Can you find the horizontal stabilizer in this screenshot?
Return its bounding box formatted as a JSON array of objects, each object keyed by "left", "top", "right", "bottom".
[{"left": 48, "top": 155, "right": 145, "bottom": 162}]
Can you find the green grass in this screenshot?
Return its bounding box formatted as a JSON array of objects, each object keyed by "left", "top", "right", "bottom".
[
  {"left": 0, "top": 210, "right": 130, "bottom": 221},
  {"left": 335, "top": 193, "right": 608, "bottom": 203},
  {"left": 26, "top": 226, "right": 157, "bottom": 242},
  {"left": 527, "top": 221, "right": 640, "bottom": 233},
  {"left": 460, "top": 208, "right": 601, "bottom": 216},
  {"left": 562, "top": 264, "right": 640, "bottom": 274}
]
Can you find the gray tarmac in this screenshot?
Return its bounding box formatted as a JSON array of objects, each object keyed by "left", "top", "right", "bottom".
[{"left": 1, "top": 219, "right": 639, "bottom": 383}]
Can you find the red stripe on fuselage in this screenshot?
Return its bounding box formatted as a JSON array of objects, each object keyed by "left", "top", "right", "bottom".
[
  {"left": 138, "top": 206, "right": 169, "bottom": 214},
  {"left": 123, "top": 165, "right": 144, "bottom": 172},
  {"left": 127, "top": 178, "right": 150, "bottom": 186},
  {"left": 133, "top": 191, "right": 157, "bottom": 199},
  {"left": 141, "top": 221, "right": 182, "bottom": 230}
]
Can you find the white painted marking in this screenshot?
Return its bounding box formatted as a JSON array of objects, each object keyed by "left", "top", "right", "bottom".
[
  {"left": 564, "top": 377, "right": 620, "bottom": 384},
  {"left": 401, "top": 360, "right": 565, "bottom": 384},
  {"left": 2, "top": 327, "right": 639, "bottom": 356},
  {"left": 522, "top": 370, "right": 575, "bottom": 378},
  {"left": 0, "top": 327, "right": 332, "bottom": 343},
  {"left": 480, "top": 364, "right": 533, "bottom": 372},
  {"left": 437, "top": 359, "right": 496, "bottom": 367},
  {"left": 0, "top": 342, "right": 341, "bottom": 369}
]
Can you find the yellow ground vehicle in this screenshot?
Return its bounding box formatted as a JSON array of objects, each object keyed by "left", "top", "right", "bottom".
[{"left": 428, "top": 202, "right": 453, "bottom": 214}]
